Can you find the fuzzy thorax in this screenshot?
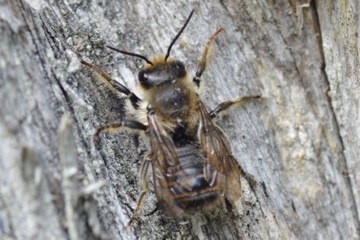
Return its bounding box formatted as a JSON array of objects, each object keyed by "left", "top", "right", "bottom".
[{"left": 137, "top": 79, "right": 199, "bottom": 133}]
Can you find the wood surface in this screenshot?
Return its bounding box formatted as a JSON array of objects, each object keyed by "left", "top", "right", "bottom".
[{"left": 1, "top": 0, "right": 359, "bottom": 239}]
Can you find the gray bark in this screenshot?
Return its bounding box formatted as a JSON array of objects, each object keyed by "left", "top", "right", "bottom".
[{"left": 1, "top": 0, "right": 359, "bottom": 239}]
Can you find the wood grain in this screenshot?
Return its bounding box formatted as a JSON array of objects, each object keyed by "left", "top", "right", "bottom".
[{"left": 0, "top": 0, "right": 359, "bottom": 239}]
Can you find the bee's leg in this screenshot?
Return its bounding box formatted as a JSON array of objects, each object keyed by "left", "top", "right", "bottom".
[
  {"left": 94, "top": 120, "right": 147, "bottom": 139},
  {"left": 126, "top": 191, "right": 147, "bottom": 227},
  {"left": 127, "top": 156, "right": 152, "bottom": 227},
  {"left": 81, "top": 60, "right": 142, "bottom": 109},
  {"left": 193, "top": 28, "right": 224, "bottom": 87},
  {"left": 209, "top": 95, "right": 261, "bottom": 118}
]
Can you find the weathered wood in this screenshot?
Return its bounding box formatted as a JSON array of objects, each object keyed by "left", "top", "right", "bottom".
[
  {"left": 316, "top": 0, "right": 360, "bottom": 230},
  {"left": 0, "top": 0, "right": 359, "bottom": 239}
]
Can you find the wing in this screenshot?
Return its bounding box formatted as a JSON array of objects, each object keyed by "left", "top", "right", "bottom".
[
  {"left": 146, "top": 111, "right": 185, "bottom": 216},
  {"left": 197, "top": 101, "right": 243, "bottom": 202}
]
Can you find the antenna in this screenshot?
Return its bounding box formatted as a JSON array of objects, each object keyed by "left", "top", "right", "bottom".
[
  {"left": 107, "top": 46, "right": 153, "bottom": 65},
  {"left": 164, "top": 10, "right": 194, "bottom": 61}
]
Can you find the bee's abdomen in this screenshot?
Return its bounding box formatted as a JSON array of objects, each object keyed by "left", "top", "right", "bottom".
[{"left": 167, "top": 145, "right": 221, "bottom": 213}]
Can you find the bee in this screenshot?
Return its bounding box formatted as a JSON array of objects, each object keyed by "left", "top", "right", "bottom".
[{"left": 81, "top": 10, "right": 260, "bottom": 225}]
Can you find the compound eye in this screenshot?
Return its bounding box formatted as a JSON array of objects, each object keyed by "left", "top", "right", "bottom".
[
  {"left": 175, "top": 61, "right": 186, "bottom": 77},
  {"left": 138, "top": 69, "right": 147, "bottom": 83},
  {"left": 175, "top": 61, "right": 185, "bottom": 70}
]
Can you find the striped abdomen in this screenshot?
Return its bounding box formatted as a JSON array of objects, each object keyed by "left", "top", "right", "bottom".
[{"left": 157, "top": 145, "right": 222, "bottom": 217}]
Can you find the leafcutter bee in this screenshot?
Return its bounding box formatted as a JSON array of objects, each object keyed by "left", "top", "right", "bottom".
[{"left": 81, "top": 10, "right": 260, "bottom": 225}]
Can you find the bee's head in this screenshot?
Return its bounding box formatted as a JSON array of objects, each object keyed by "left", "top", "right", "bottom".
[
  {"left": 106, "top": 10, "right": 194, "bottom": 89},
  {"left": 138, "top": 57, "right": 186, "bottom": 89}
]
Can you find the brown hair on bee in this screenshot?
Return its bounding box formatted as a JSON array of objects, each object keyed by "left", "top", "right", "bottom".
[{"left": 81, "top": 9, "right": 260, "bottom": 226}]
